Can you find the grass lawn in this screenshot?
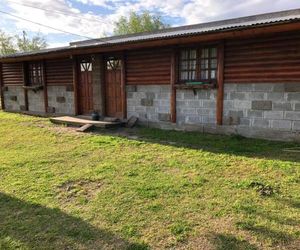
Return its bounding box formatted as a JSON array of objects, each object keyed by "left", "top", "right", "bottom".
[{"left": 0, "top": 111, "right": 299, "bottom": 250}]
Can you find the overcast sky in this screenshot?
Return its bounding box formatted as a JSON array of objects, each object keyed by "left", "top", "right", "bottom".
[{"left": 1, "top": 0, "right": 300, "bottom": 47}]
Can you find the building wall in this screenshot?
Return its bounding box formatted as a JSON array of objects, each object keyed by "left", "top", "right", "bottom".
[
  {"left": 222, "top": 83, "right": 300, "bottom": 140},
  {"left": 224, "top": 32, "right": 300, "bottom": 83},
  {"left": 47, "top": 85, "right": 75, "bottom": 115},
  {"left": 126, "top": 83, "right": 300, "bottom": 141},
  {"left": 126, "top": 48, "right": 172, "bottom": 85},
  {"left": 127, "top": 85, "right": 171, "bottom": 124},
  {"left": 92, "top": 56, "right": 104, "bottom": 115},
  {"left": 176, "top": 89, "right": 217, "bottom": 126},
  {"left": 28, "top": 90, "right": 44, "bottom": 113},
  {"left": 3, "top": 86, "right": 25, "bottom": 111}
]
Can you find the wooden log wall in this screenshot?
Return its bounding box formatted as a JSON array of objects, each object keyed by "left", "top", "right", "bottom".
[
  {"left": 45, "top": 58, "right": 73, "bottom": 86},
  {"left": 2, "top": 63, "right": 24, "bottom": 85},
  {"left": 224, "top": 32, "right": 300, "bottom": 83},
  {"left": 126, "top": 48, "right": 171, "bottom": 85}
]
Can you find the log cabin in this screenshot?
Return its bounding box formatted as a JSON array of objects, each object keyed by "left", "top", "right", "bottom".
[{"left": 1, "top": 9, "right": 300, "bottom": 141}]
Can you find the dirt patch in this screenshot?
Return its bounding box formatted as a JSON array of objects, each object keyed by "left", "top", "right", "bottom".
[{"left": 57, "top": 179, "right": 104, "bottom": 204}]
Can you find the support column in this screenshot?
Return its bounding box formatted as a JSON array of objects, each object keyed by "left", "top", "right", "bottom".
[
  {"left": 216, "top": 41, "right": 225, "bottom": 125},
  {"left": 99, "top": 55, "right": 106, "bottom": 117},
  {"left": 72, "top": 56, "right": 79, "bottom": 115},
  {"left": 170, "top": 49, "right": 177, "bottom": 123},
  {"left": 22, "top": 62, "right": 29, "bottom": 111},
  {"left": 0, "top": 63, "right": 5, "bottom": 110},
  {"left": 42, "top": 60, "right": 48, "bottom": 113},
  {"left": 121, "top": 53, "right": 127, "bottom": 119}
]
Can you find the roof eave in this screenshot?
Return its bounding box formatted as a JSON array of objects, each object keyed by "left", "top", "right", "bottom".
[{"left": 1, "top": 20, "right": 300, "bottom": 63}]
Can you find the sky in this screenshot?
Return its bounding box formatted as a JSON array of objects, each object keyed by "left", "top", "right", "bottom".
[{"left": 1, "top": 0, "right": 300, "bottom": 48}]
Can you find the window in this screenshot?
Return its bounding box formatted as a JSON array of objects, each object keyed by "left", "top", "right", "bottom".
[
  {"left": 106, "top": 58, "right": 121, "bottom": 70},
  {"left": 179, "top": 49, "right": 197, "bottom": 81},
  {"left": 179, "top": 46, "right": 218, "bottom": 83},
  {"left": 80, "top": 60, "right": 92, "bottom": 72},
  {"left": 28, "top": 62, "right": 43, "bottom": 85}
]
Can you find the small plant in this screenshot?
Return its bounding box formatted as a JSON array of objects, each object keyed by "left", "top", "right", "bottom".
[
  {"left": 248, "top": 181, "right": 278, "bottom": 197},
  {"left": 170, "top": 221, "right": 190, "bottom": 242}
]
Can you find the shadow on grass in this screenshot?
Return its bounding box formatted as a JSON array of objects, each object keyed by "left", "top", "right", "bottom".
[
  {"left": 210, "top": 233, "right": 257, "bottom": 250},
  {"left": 0, "top": 192, "right": 148, "bottom": 250},
  {"left": 235, "top": 196, "right": 299, "bottom": 246},
  {"left": 94, "top": 127, "right": 300, "bottom": 163}
]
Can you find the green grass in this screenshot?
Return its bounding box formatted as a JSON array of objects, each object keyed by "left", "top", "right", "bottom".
[{"left": 0, "top": 111, "right": 299, "bottom": 249}]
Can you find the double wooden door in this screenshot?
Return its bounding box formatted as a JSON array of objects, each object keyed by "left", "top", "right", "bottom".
[
  {"left": 78, "top": 59, "right": 93, "bottom": 115},
  {"left": 105, "top": 58, "right": 123, "bottom": 118}
]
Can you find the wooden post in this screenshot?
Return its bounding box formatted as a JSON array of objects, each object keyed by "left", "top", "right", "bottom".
[
  {"left": 42, "top": 60, "right": 48, "bottom": 113},
  {"left": 216, "top": 41, "right": 225, "bottom": 125},
  {"left": 72, "top": 56, "right": 79, "bottom": 115},
  {"left": 99, "top": 55, "right": 106, "bottom": 117},
  {"left": 0, "top": 63, "right": 5, "bottom": 110},
  {"left": 22, "top": 62, "right": 29, "bottom": 111},
  {"left": 121, "top": 53, "right": 127, "bottom": 119},
  {"left": 170, "top": 49, "right": 177, "bottom": 123}
]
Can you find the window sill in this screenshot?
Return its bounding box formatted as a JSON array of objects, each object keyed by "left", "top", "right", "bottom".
[
  {"left": 174, "top": 83, "right": 217, "bottom": 90},
  {"left": 23, "top": 85, "right": 44, "bottom": 92}
]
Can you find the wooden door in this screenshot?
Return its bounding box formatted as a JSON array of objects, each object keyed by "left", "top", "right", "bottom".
[
  {"left": 105, "top": 58, "right": 123, "bottom": 118},
  {"left": 78, "top": 59, "right": 93, "bottom": 115}
]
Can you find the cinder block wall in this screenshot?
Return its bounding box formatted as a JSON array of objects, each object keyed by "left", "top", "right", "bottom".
[
  {"left": 223, "top": 83, "right": 300, "bottom": 140},
  {"left": 176, "top": 89, "right": 217, "bottom": 126},
  {"left": 28, "top": 90, "right": 44, "bottom": 113},
  {"left": 3, "top": 86, "right": 25, "bottom": 111},
  {"left": 127, "top": 85, "right": 171, "bottom": 124},
  {"left": 47, "top": 85, "right": 75, "bottom": 115},
  {"left": 126, "top": 83, "right": 300, "bottom": 141}
]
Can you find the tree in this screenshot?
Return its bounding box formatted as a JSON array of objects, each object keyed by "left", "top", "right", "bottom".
[
  {"left": 0, "top": 31, "right": 16, "bottom": 55},
  {"left": 0, "top": 30, "right": 47, "bottom": 56},
  {"left": 113, "top": 11, "right": 169, "bottom": 35},
  {"left": 16, "top": 31, "right": 47, "bottom": 52}
]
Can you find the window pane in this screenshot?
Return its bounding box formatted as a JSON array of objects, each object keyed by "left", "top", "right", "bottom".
[
  {"left": 210, "top": 59, "right": 217, "bottom": 69},
  {"left": 189, "top": 60, "right": 196, "bottom": 70},
  {"left": 189, "top": 49, "right": 197, "bottom": 59},
  {"left": 201, "top": 48, "right": 209, "bottom": 58},
  {"left": 181, "top": 61, "right": 188, "bottom": 70},
  {"left": 210, "top": 47, "right": 217, "bottom": 57},
  {"left": 180, "top": 71, "right": 188, "bottom": 80},
  {"left": 201, "top": 59, "right": 209, "bottom": 69},
  {"left": 189, "top": 71, "right": 196, "bottom": 80},
  {"left": 201, "top": 70, "right": 209, "bottom": 79},
  {"left": 211, "top": 70, "right": 217, "bottom": 79},
  {"left": 181, "top": 50, "right": 188, "bottom": 60}
]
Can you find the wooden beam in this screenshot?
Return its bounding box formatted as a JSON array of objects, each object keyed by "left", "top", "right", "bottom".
[
  {"left": 216, "top": 41, "right": 225, "bottom": 125},
  {"left": 120, "top": 53, "right": 127, "bottom": 119},
  {"left": 99, "top": 55, "right": 106, "bottom": 117},
  {"left": 170, "top": 49, "right": 176, "bottom": 123},
  {"left": 42, "top": 60, "right": 48, "bottom": 113},
  {"left": 0, "top": 63, "right": 5, "bottom": 110},
  {"left": 22, "top": 62, "right": 29, "bottom": 111},
  {"left": 72, "top": 56, "right": 79, "bottom": 115},
  {"left": 2, "top": 22, "right": 300, "bottom": 63}
]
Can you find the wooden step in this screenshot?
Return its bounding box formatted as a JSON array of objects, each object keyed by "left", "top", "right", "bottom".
[
  {"left": 76, "top": 124, "right": 94, "bottom": 132},
  {"left": 50, "top": 116, "right": 123, "bottom": 128}
]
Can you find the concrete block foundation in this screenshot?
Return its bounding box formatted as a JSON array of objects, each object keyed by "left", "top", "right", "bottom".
[
  {"left": 47, "top": 85, "right": 75, "bottom": 115},
  {"left": 127, "top": 83, "right": 300, "bottom": 141},
  {"left": 3, "top": 85, "right": 25, "bottom": 111}
]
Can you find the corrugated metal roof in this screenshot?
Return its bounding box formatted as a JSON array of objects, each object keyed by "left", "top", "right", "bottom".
[
  {"left": 0, "top": 46, "right": 70, "bottom": 58},
  {"left": 2, "top": 8, "right": 300, "bottom": 59},
  {"left": 70, "top": 8, "right": 300, "bottom": 47}
]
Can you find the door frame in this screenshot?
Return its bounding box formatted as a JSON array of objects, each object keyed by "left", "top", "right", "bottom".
[{"left": 103, "top": 53, "right": 126, "bottom": 119}]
